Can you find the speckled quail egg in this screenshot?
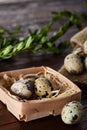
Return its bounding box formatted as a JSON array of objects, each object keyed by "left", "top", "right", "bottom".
[
  {"left": 83, "top": 40, "right": 87, "bottom": 55},
  {"left": 64, "top": 53, "right": 83, "bottom": 74},
  {"left": 35, "top": 77, "right": 53, "bottom": 98},
  {"left": 61, "top": 101, "right": 83, "bottom": 125},
  {"left": 11, "top": 80, "right": 34, "bottom": 99}
]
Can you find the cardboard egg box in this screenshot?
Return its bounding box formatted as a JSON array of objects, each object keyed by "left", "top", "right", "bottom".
[{"left": 0, "top": 66, "right": 81, "bottom": 122}]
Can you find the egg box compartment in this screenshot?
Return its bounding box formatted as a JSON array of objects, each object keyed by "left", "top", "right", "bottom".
[{"left": 0, "top": 66, "right": 81, "bottom": 122}]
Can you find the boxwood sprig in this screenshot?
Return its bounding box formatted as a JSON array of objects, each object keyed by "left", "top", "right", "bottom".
[{"left": 0, "top": 11, "right": 83, "bottom": 60}]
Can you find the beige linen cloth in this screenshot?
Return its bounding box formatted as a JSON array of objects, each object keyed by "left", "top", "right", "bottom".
[{"left": 59, "top": 27, "right": 87, "bottom": 86}]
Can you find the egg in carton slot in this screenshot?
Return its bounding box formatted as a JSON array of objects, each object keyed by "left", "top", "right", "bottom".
[{"left": 0, "top": 66, "right": 81, "bottom": 122}]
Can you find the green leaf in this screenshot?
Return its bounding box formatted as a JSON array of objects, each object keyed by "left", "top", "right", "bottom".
[
  {"left": 83, "top": 1, "right": 87, "bottom": 6},
  {"left": 57, "top": 41, "right": 69, "bottom": 53},
  {"left": 40, "top": 36, "right": 48, "bottom": 44},
  {"left": 9, "top": 25, "right": 22, "bottom": 35},
  {"left": 0, "top": 28, "right": 4, "bottom": 34},
  {"left": 33, "top": 44, "right": 42, "bottom": 53},
  {"left": 28, "top": 29, "right": 38, "bottom": 36},
  {"left": 81, "top": 13, "right": 87, "bottom": 20},
  {"left": 50, "top": 20, "right": 72, "bottom": 42},
  {"left": 13, "top": 42, "right": 24, "bottom": 53},
  {"left": 0, "top": 45, "right": 13, "bottom": 56},
  {"left": 52, "top": 10, "right": 72, "bottom": 21},
  {"left": 25, "top": 36, "right": 33, "bottom": 49},
  {"left": 40, "top": 21, "right": 53, "bottom": 36},
  {"left": 46, "top": 42, "right": 53, "bottom": 48}
]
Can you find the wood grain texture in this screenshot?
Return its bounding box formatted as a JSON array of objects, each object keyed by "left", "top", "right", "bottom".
[
  {"left": 0, "top": 0, "right": 87, "bottom": 35},
  {"left": 0, "top": 0, "right": 87, "bottom": 130},
  {"left": 0, "top": 0, "right": 29, "bottom": 4}
]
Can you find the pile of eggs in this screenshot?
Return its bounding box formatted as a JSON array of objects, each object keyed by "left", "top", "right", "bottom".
[
  {"left": 10, "top": 74, "right": 59, "bottom": 99},
  {"left": 64, "top": 40, "right": 87, "bottom": 74}
]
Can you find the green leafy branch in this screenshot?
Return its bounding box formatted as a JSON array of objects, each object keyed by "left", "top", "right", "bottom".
[{"left": 0, "top": 10, "right": 85, "bottom": 60}]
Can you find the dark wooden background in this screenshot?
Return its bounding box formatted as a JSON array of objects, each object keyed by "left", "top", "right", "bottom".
[{"left": 0, "top": 0, "right": 87, "bottom": 130}]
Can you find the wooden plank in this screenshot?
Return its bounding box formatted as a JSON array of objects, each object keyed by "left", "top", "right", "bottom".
[
  {"left": 0, "top": 122, "right": 20, "bottom": 130},
  {"left": 0, "top": 109, "right": 17, "bottom": 126},
  {"left": 0, "top": 0, "right": 86, "bottom": 33},
  {"left": 0, "top": 102, "right": 6, "bottom": 110}
]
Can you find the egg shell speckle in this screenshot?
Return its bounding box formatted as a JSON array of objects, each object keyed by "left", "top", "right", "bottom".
[{"left": 35, "top": 78, "right": 53, "bottom": 98}]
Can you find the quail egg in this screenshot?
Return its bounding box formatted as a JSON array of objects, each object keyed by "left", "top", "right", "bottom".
[
  {"left": 61, "top": 101, "right": 83, "bottom": 125},
  {"left": 83, "top": 40, "right": 87, "bottom": 55},
  {"left": 11, "top": 80, "right": 34, "bottom": 99},
  {"left": 35, "top": 77, "right": 53, "bottom": 98},
  {"left": 64, "top": 53, "right": 83, "bottom": 74}
]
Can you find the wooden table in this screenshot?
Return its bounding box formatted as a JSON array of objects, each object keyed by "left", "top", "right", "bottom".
[{"left": 0, "top": 0, "right": 87, "bottom": 130}]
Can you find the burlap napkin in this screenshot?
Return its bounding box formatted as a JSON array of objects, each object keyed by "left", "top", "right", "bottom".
[
  {"left": 59, "top": 27, "right": 87, "bottom": 86},
  {"left": 70, "top": 27, "right": 87, "bottom": 48}
]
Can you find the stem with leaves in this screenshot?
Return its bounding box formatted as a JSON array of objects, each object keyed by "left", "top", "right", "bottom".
[{"left": 0, "top": 11, "right": 83, "bottom": 60}]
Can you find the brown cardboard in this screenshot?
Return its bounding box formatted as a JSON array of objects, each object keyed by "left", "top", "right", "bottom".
[{"left": 0, "top": 66, "right": 81, "bottom": 122}]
